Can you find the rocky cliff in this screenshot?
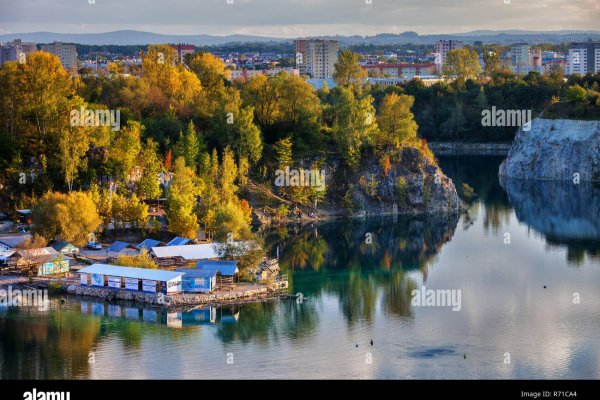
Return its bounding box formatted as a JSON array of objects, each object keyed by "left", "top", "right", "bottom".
[
  {"left": 499, "top": 118, "right": 600, "bottom": 181},
  {"left": 343, "top": 146, "right": 461, "bottom": 215}
]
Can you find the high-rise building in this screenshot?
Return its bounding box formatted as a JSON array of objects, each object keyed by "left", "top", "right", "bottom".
[
  {"left": 566, "top": 41, "right": 600, "bottom": 75},
  {"left": 39, "top": 41, "right": 78, "bottom": 70},
  {"left": 0, "top": 39, "right": 37, "bottom": 66},
  {"left": 510, "top": 43, "right": 531, "bottom": 67},
  {"left": 434, "top": 40, "right": 464, "bottom": 73},
  {"left": 294, "top": 39, "right": 339, "bottom": 79}
]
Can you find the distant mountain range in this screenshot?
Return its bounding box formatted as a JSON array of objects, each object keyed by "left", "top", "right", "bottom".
[{"left": 1, "top": 30, "right": 599, "bottom": 46}]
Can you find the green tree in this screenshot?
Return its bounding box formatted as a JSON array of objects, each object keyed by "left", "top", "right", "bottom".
[
  {"left": 443, "top": 48, "right": 482, "bottom": 85},
  {"left": 332, "top": 87, "right": 378, "bottom": 169},
  {"left": 334, "top": 50, "right": 367, "bottom": 86},
  {"left": 166, "top": 157, "right": 202, "bottom": 238},
  {"left": 137, "top": 138, "right": 162, "bottom": 199}
]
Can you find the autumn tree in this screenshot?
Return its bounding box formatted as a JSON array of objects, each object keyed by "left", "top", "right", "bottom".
[
  {"left": 376, "top": 93, "right": 419, "bottom": 149},
  {"left": 32, "top": 192, "right": 101, "bottom": 246}
]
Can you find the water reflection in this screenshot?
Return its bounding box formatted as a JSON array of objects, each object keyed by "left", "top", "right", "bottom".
[
  {"left": 500, "top": 177, "right": 600, "bottom": 264},
  {"left": 263, "top": 214, "right": 459, "bottom": 324}
]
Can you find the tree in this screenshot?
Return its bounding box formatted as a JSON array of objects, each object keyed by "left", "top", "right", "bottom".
[
  {"left": 274, "top": 136, "right": 293, "bottom": 168},
  {"left": 137, "top": 138, "right": 162, "bottom": 200},
  {"left": 109, "top": 121, "right": 142, "bottom": 180},
  {"left": 334, "top": 50, "right": 367, "bottom": 86},
  {"left": 566, "top": 85, "right": 588, "bottom": 103},
  {"left": 219, "top": 147, "right": 238, "bottom": 203},
  {"left": 183, "top": 121, "right": 200, "bottom": 171},
  {"left": 483, "top": 51, "right": 500, "bottom": 77},
  {"left": 376, "top": 93, "right": 418, "bottom": 149},
  {"left": 332, "top": 87, "right": 378, "bottom": 169},
  {"left": 443, "top": 48, "right": 482, "bottom": 85},
  {"left": 167, "top": 157, "right": 201, "bottom": 238},
  {"left": 187, "top": 51, "right": 227, "bottom": 116},
  {"left": 32, "top": 192, "right": 101, "bottom": 246}
]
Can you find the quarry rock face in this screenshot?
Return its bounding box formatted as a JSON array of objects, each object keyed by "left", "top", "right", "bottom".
[{"left": 499, "top": 118, "right": 600, "bottom": 181}]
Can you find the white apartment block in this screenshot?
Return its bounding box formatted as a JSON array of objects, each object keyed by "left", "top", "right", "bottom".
[
  {"left": 294, "top": 39, "right": 339, "bottom": 79},
  {"left": 0, "top": 39, "right": 37, "bottom": 66},
  {"left": 434, "top": 40, "right": 464, "bottom": 73},
  {"left": 40, "top": 41, "right": 78, "bottom": 70},
  {"left": 510, "top": 43, "right": 531, "bottom": 67},
  {"left": 566, "top": 41, "right": 600, "bottom": 75}
]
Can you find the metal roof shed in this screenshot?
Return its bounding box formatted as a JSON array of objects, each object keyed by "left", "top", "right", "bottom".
[
  {"left": 136, "top": 239, "right": 164, "bottom": 250},
  {"left": 151, "top": 244, "right": 219, "bottom": 260},
  {"left": 166, "top": 236, "right": 191, "bottom": 246},
  {"left": 194, "top": 260, "right": 239, "bottom": 276}
]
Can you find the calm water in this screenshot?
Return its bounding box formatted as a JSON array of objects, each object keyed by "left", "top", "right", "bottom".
[{"left": 1, "top": 156, "right": 600, "bottom": 379}]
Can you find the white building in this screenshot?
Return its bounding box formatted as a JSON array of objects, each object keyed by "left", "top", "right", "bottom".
[
  {"left": 294, "top": 39, "right": 339, "bottom": 79},
  {"left": 566, "top": 41, "right": 600, "bottom": 75},
  {"left": 228, "top": 68, "right": 299, "bottom": 81},
  {"left": 510, "top": 43, "right": 531, "bottom": 67},
  {"left": 434, "top": 40, "right": 464, "bottom": 73},
  {"left": 40, "top": 41, "right": 78, "bottom": 70},
  {"left": 0, "top": 39, "right": 37, "bottom": 66}
]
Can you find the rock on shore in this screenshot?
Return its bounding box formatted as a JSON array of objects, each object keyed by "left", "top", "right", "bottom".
[{"left": 499, "top": 118, "right": 600, "bottom": 181}]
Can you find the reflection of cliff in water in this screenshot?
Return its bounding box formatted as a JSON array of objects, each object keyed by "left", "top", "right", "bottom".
[{"left": 500, "top": 177, "right": 600, "bottom": 263}]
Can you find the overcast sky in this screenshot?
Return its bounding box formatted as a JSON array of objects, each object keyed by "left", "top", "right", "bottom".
[{"left": 0, "top": 0, "right": 598, "bottom": 37}]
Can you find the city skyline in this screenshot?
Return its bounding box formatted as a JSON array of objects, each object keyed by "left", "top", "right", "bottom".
[{"left": 0, "top": 0, "right": 599, "bottom": 37}]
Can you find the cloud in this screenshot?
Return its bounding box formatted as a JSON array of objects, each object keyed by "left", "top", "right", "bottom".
[{"left": 0, "top": 0, "right": 598, "bottom": 35}]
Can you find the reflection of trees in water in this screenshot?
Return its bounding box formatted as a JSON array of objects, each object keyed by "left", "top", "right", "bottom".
[
  {"left": 263, "top": 214, "right": 458, "bottom": 324},
  {"left": 501, "top": 177, "right": 600, "bottom": 266},
  {"left": 0, "top": 308, "right": 101, "bottom": 379},
  {"left": 214, "top": 300, "right": 319, "bottom": 345}
]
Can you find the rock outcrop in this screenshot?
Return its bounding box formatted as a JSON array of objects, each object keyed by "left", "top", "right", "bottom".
[
  {"left": 499, "top": 118, "right": 600, "bottom": 181},
  {"left": 345, "top": 146, "right": 461, "bottom": 215}
]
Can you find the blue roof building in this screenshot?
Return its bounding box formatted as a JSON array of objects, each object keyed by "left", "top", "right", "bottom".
[
  {"left": 107, "top": 241, "right": 131, "bottom": 252},
  {"left": 167, "top": 236, "right": 191, "bottom": 246},
  {"left": 136, "top": 239, "right": 164, "bottom": 250}
]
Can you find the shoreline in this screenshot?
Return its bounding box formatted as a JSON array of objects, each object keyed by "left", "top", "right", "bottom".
[{"left": 66, "top": 283, "right": 277, "bottom": 308}]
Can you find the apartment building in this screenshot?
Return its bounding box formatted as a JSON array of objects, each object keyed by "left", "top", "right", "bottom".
[
  {"left": 566, "top": 41, "right": 600, "bottom": 75},
  {"left": 40, "top": 41, "right": 78, "bottom": 69},
  {"left": 0, "top": 39, "right": 37, "bottom": 66},
  {"left": 294, "top": 39, "right": 339, "bottom": 79}
]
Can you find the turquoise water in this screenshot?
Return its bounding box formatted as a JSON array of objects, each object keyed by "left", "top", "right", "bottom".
[{"left": 1, "top": 156, "right": 599, "bottom": 379}]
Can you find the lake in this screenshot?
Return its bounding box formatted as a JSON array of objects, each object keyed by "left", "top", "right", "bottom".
[{"left": 1, "top": 155, "right": 599, "bottom": 379}]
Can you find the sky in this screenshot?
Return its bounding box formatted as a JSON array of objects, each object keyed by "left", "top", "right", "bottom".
[{"left": 0, "top": 0, "right": 598, "bottom": 37}]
